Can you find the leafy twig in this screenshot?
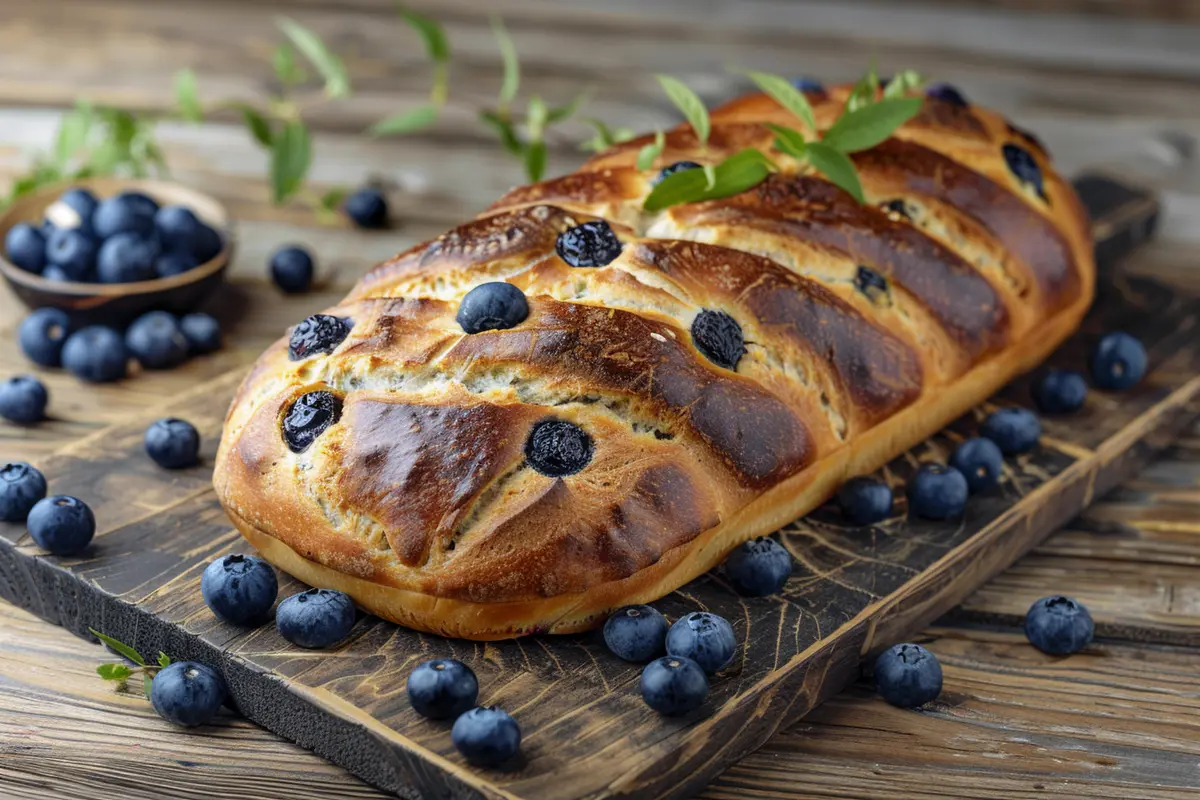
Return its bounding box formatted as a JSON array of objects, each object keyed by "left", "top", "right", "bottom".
[{"left": 90, "top": 628, "right": 173, "bottom": 698}]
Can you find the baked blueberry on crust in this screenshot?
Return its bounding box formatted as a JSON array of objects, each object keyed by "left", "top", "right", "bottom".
[
  {"left": 288, "top": 314, "right": 352, "bottom": 361},
  {"left": 456, "top": 282, "right": 529, "bottom": 334},
  {"left": 925, "top": 82, "right": 968, "bottom": 107},
  {"left": 854, "top": 265, "right": 889, "bottom": 303},
  {"left": 282, "top": 392, "right": 342, "bottom": 453},
  {"left": 654, "top": 160, "right": 702, "bottom": 185},
  {"left": 555, "top": 220, "right": 622, "bottom": 267},
  {"left": 1002, "top": 143, "right": 1046, "bottom": 199},
  {"left": 880, "top": 198, "right": 912, "bottom": 221},
  {"left": 691, "top": 309, "right": 745, "bottom": 371},
  {"left": 525, "top": 419, "right": 593, "bottom": 477}
]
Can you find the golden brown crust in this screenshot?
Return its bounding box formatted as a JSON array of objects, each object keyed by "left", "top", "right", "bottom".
[{"left": 214, "top": 85, "right": 1094, "bottom": 639}]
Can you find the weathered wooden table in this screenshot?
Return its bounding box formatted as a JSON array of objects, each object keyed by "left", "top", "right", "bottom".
[{"left": 2, "top": 1, "right": 1199, "bottom": 798}]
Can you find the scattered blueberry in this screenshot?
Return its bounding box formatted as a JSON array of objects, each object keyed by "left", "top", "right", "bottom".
[
  {"left": 640, "top": 656, "right": 709, "bottom": 716},
  {"left": 201, "top": 554, "right": 279, "bottom": 625},
  {"left": 150, "top": 661, "right": 228, "bottom": 727},
  {"left": 92, "top": 192, "right": 157, "bottom": 239},
  {"left": 723, "top": 536, "right": 792, "bottom": 597},
  {"left": 908, "top": 464, "right": 968, "bottom": 520},
  {"left": 44, "top": 187, "right": 99, "bottom": 234},
  {"left": 276, "top": 588, "right": 355, "bottom": 648},
  {"left": 456, "top": 282, "right": 529, "bottom": 334},
  {"left": 1002, "top": 143, "right": 1045, "bottom": 198},
  {"left": 1090, "top": 332, "right": 1147, "bottom": 391},
  {"left": 0, "top": 375, "right": 48, "bottom": 424},
  {"left": 192, "top": 224, "right": 223, "bottom": 264},
  {"left": 407, "top": 659, "right": 479, "bottom": 719},
  {"left": 282, "top": 391, "right": 342, "bottom": 453},
  {"left": 344, "top": 188, "right": 388, "bottom": 229},
  {"left": 97, "top": 232, "right": 159, "bottom": 283},
  {"left": 154, "top": 205, "right": 202, "bottom": 253},
  {"left": 0, "top": 462, "right": 47, "bottom": 522},
  {"left": 981, "top": 407, "right": 1041, "bottom": 455},
  {"left": 603, "top": 605, "right": 669, "bottom": 662},
  {"left": 874, "top": 643, "right": 943, "bottom": 708},
  {"left": 61, "top": 326, "right": 128, "bottom": 383},
  {"left": 691, "top": 309, "right": 745, "bottom": 371},
  {"left": 125, "top": 311, "right": 189, "bottom": 370},
  {"left": 270, "top": 246, "right": 315, "bottom": 294},
  {"left": 1032, "top": 369, "right": 1088, "bottom": 414},
  {"left": 5, "top": 222, "right": 46, "bottom": 273},
  {"left": 950, "top": 437, "right": 1004, "bottom": 494},
  {"left": 155, "top": 251, "right": 199, "bottom": 278},
  {"left": 837, "top": 477, "right": 894, "bottom": 526},
  {"left": 18, "top": 308, "right": 73, "bottom": 366},
  {"left": 926, "top": 83, "right": 968, "bottom": 107},
  {"left": 451, "top": 707, "right": 521, "bottom": 768},
  {"left": 1024, "top": 595, "right": 1094, "bottom": 655},
  {"left": 791, "top": 77, "right": 824, "bottom": 93},
  {"left": 179, "top": 313, "right": 222, "bottom": 354},
  {"left": 525, "top": 418, "right": 593, "bottom": 477},
  {"left": 653, "top": 160, "right": 702, "bottom": 185},
  {"left": 665, "top": 612, "right": 736, "bottom": 675},
  {"left": 144, "top": 418, "right": 201, "bottom": 469},
  {"left": 288, "top": 314, "right": 352, "bottom": 361},
  {"left": 555, "top": 220, "right": 623, "bottom": 268},
  {"left": 26, "top": 495, "right": 95, "bottom": 556},
  {"left": 45, "top": 228, "right": 98, "bottom": 280}
]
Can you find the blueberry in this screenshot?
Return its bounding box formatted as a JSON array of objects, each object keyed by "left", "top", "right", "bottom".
[
  {"left": 180, "top": 313, "right": 222, "bottom": 354},
  {"left": 45, "top": 228, "right": 98, "bottom": 280},
  {"left": 0, "top": 462, "right": 47, "bottom": 522},
  {"left": 452, "top": 707, "right": 521, "bottom": 767},
  {"left": 144, "top": 418, "right": 201, "bottom": 469},
  {"left": 92, "top": 192, "right": 157, "bottom": 239},
  {"left": 97, "top": 232, "right": 159, "bottom": 283},
  {"left": 407, "top": 659, "right": 479, "bottom": 719},
  {"left": 288, "top": 314, "right": 352, "bottom": 361},
  {"left": 44, "top": 188, "right": 99, "bottom": 234},
  {"left": 1032, "top": 369, "right": 1087, "bottom": 414},
  {"left": 837, "top": 476, "right": 894, "bottom": 526},
  {"left": 880, "top": 198, "right": 912, "bottom": 221},
  {"left": 270, "top": 246, "right": 315, "bottom": 294},
  {"left": 925, "top": 82, "right": 969, "bottom": 107},
  {"left": 854, "top": 265, "right": 888, "bottom": 303},
  {"left": 125, "top": 311, "right": 189, "bottom": 369},
  {"left": 1090, "top": 332, "right": 1147, "bottom": 391},
  {"left": 908, "top": 464, "right": 968, "bottom": 520},
  {"left": 18, "top": 308, "right": 72, "bottom": 367},
  {"left": 456, "top": 282, "right": 529, "bottom": 334},
  {"left": 1002, "top": 143, "right": 1045, "bottom": 198},
  {"left": 27, "top": 495, "right": 95, "bottom": 556},
  {"left": 150, "top": 661, "right": 227, "bottom": 727},
  {"left": 723, "top": 536, "right": 792, "bottom": 597},
  {"left": 603, "top": 605, "right": 669, "bottom": 662},
  {"left": 5, "top": 222, "right": 46, "bottom": 273},
  {"left": 874, "top": 643, "right": 943, "bottom": 708},
  {"left": 192, "top": 224, "right": 223, "bottom": 264},
  {"left": 155, "top": 251, "right": 199, "bottom": 278},
  {"left": 525, "top": 418, "right": 592, "bottom": 477},
  {"left": 1024, "top": 595, "right": 1094, "bottom": 655},
  {"left": 791, "top": 77, "right": 825, "bottom": 93},
  {"left": 691, "top": 309, "right": 745, "bottom": 371},
  {"left": 665, "top": 611, "right": 736, "bottom": 675},
  {"left": 344, "top": 188, "right": 389, "bottom": 229},
  {"left": 61, "top": 326, "right": 128, "bottom": 383},
  {"left": 640, "top": 656, "right": 709, "bottom": 716},
  {"left": 154, "top": 205, "right": 202, "bottom": 253},
  {"left": 555, "top": 220, "right": 623, "bottom": 268},
  {"left": 282, "top": 391, "right": 342, "bottom": 453},
  {"left": 653, "top": 160, "right": 702, "bottom": 185},
  {"left": 949, "top": 437, "right": 1004, "bottom": 494},
  {"left": 41, "top": 265, "right": 77, "bottom": 282},
  {"left": 981, "top": 407, "right": 1041, "bottom": 455},
  {"left": 201, "top": 554, "right": 279, "bottom": 625},
  {"left": 276, "top": 588, "right": 355, "bottom": 648},
  {"left": 0, "top": 375, "right": 48, "bottom": 424}
]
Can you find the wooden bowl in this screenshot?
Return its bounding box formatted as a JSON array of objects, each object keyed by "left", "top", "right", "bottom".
[{"left": 0, "top": 178, "right": 233, "bottom": 327}]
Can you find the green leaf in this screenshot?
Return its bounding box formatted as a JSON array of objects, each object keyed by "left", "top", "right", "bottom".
[
  {"left": 743, "top": 70, "right": 816, "bottom": 132},
  {"left": 821, "top": 97, "right": 922, "bottom": 153},
  {"left": 702, "top": 163, "right": 717, "bottom": 190},
  {"left": 643, "top": 147, "right": 776, "bottom": 212},
  {"left": 143, "top": 672, "right": 153, "bottom": 699},
  {"left": 278, "top": 18, "right": 351, "bottom": 99},
  {"left": 272, "top": 44, "right": 305, "bottom": 86},
  {"left": 370, "top": 105, "right": 438, "bottom": 136},
  {"left": 765, "top": 123, "right": 808, "bottom": 160},
  {"left": 636, "top": 130, "right": 665, "bottom": 171},
  {"left": 883, "top": 69, "right": 924, "bottom": 99},
  {"left": 845, "top": 64, "right": 880, "bottom": 113},
  {"left": 399, "top": 6, "right": 450, "bottom": 63},
  {"left": 656, "top": 75, "right": 710, "bottom": 144},
  {"left": 174, "top": 69, "right": 203, "bottom": 123},
  {"left": 491, "top": 16, "right": 520, "bottom": 111},
  {"left": 578, "top": 118, "right": 634, "bottom": 152},
  {"left": 157, "top": 651, "right": 172, "bottom": 668},
  {"left": 236, "top": 105, "right": 273, "bottom": 147},
  {"left": 270, "top": 120, "right": 312, "bottom": 203},
  {"left": 526, "top": 95, "right": 547, "bottom": 141},
  {"left": 54, "top": 104, "right": 93, "bottom": 168},
  {"left": 524, "top": 139, "right": 546, "bottom": 182},
  {"left": 480, "top": 110, "right": 522, "bottom": 156},
  {"left": 546, "top": 90, "right": 590, "bottom": 125},
  {"left": 96, "top": 663, "right": 133, "bottom": 681},
  {"left": 807, "top": 141, "right": 864, "bottom": 203},
  {"left": 89, "top": 629, "right": 146, "bottom": 666}
]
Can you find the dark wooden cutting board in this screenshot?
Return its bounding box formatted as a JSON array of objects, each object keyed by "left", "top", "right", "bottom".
[{"left": 2, "top": 176, "right": 1197, "bottom": 800}]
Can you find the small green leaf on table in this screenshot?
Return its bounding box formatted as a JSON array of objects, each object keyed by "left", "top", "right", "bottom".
[
  {"left": 524, "top": 140, "right": 547, "bottom": 182},
  {"left": 174, "top": 69, "right": 203, "bottom": 123},
  {"left": 491, "top": 16, "right": 520, "bottom": 110},
  {"left": 272, "top": 43, "right": 306, "bottom": 87},
  {"left": 480, "top": 111, "right": 522, "bottom": 156},
  {"left": 270, "top": 120, "right": 312, "bottom": 203},
  {"left": 54, "top": 102, "right": 93, "bottom": 167},
  {"left": 370, "top": 105, "right": 438, "bottom": 136},
  {"left": 157, "top": 651, "right": 172, "bottom": 668},
  {"left": 89, "top": 628, "right": 147, "bottom": 666},
  {"left": 278, "top": 18, "right": 351, "bottom": 99},
  {"left": 97, "top": 663, "right": 133, "bottom": 681},
  {"left": 236, "top": 104, "right": 274, "bottom": 147},
  {"left": 400, "top": 7, "right": 450, "bottom": 64}
]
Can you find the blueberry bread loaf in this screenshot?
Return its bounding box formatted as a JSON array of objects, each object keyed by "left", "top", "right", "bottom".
[{"left": 214, "top": 84, "right": 1093, "bottom": 640}]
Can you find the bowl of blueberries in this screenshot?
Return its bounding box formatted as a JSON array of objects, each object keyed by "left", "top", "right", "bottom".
[{"left": 0, "top": 178, "right": 231, "bottom": 326}]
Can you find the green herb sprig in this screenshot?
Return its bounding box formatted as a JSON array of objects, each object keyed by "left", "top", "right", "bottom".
[{"left": 91, "top": 628, "right": 173, "bottom": 699}]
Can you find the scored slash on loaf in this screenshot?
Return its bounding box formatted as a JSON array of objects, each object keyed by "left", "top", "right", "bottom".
[{"left": 213, "top": 83, "right": 1093, "bottom": 640}]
